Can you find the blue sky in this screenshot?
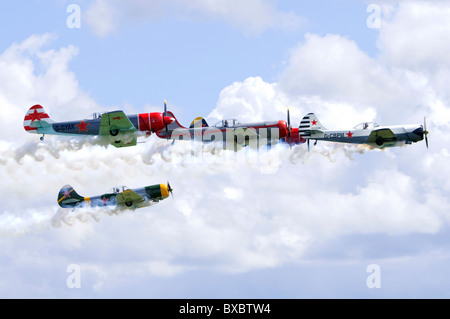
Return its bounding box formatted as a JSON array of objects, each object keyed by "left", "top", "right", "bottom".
[
  {"left": 0, "top": 0, "right": 378, "bottom": 122},
  {"left": 1, "top": 0, "right": 450, "bottom": 299}
]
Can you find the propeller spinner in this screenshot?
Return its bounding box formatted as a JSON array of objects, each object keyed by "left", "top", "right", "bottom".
[
  {"left": 162, "top": 100, "right": 175, "bottom": 140},
  {"left": 167, "top": 181, "right": 174, "bottom": 198}
]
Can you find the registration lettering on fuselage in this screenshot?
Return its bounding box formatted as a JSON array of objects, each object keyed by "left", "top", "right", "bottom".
[
  {"left": 54, "top": 123, "right": 76, "bottom": 132},
  {"left": 323, "top": 132, "right": 345, "bottom": 139}
]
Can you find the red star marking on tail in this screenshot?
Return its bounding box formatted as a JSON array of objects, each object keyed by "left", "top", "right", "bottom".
[
  {"left": 29, "top": 109, "right": 43, "bottom": 122},
  {"left": 76, "top": 120, "right": 90, "bottom": 133},
  {"left": 101, "top": 196, "right": 109, "bottom": 205},
  {"left": 346, "top": 131, "right": 354, "bottom": 138},
  {"left": 312, "top": 120, "right": 317, "bottom": 126}
]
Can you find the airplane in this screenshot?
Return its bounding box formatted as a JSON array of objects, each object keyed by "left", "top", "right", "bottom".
[
  {"left": 57, "top": 182, "right": 173, "bottom": 210},
  {"left": 298, "top": 112, "right": 429, "bottom": 150},
  {"left": 155, "top": 108, "right": 306, "bottom": 149},
  {"left": 23, "top": 101, "right": 175, "bottom": 148}
]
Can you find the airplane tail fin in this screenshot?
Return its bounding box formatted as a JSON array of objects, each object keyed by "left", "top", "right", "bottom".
[
  {"left": 23, "top": 104, "right": 55, "bottom": 134},
  {"left": 189, "top": 117, "right": 209, "bottom": 128},
  {"left": 298, "top": 112, "right": 327, "bottom": 137},
  {"left": 57, "top": 185, "right": 86, "bottom": 208}
]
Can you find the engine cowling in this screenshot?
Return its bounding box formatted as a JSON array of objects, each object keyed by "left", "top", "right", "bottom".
[
  {"left": 286, "top": 127, "right": 306, "bottom": 145},
  {"left": 138, "top": 112, "right": 174, "bottom": 133}
]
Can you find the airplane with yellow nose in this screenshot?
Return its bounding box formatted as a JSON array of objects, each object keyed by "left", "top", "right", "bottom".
[{"left": 57, "top": 183, "right": 173, "bottom": 210}]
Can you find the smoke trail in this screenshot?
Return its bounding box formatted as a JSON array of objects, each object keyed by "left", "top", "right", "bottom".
[
  {"left": 0, "top": 209, "right": 53, "bottom": 237},
  {"left": 1, "top": 137, "right": 97, "bottom": 166},
  {"left": 0, "top": 204, "right": 132, "bottom": 237},
  {"left": 2, "top": 133, "right": 374, "bottom": 171},
  {"left": 0, "top": 134, "right": 378, "bottom": 238},
  {"left": 51, "top": 206, "right": 126, "bottom": 228},
  {"left": 0, "top": 131, "right": 156, "bottom": 166},
  {"left": 288, "top": 142, "right": 374, "bottom": 164}
]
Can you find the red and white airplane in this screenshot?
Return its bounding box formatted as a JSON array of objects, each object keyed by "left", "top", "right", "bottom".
[
  {"left": 298, "top": 112, "right": 429, "bottom": 150},
  {"left": 155, "top": 108, "right": 306, "bottom": 149}
]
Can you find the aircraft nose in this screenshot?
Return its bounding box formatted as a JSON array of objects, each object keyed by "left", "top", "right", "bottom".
[
  {"left": 160, "top": 184, "right": 169, "bottom": 198},
  {"left": 412, "top": 125, "right": 424, "bottom": 139},
  {"left": 163, "top": 116, "right": 175, "bottom": 125}
]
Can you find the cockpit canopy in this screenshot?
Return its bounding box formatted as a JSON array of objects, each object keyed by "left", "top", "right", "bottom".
[
  {"left": 110, "top": 186, "right": 130, "bottom": 194},
  {"left": 214, "top": 119, "right": 240, "bottom": 128},
  {"left": 84, "top": 112, "right": 104, "bottom": 120},
  {"left": 353, "top": 122, "right": 379, "bottom": 130}
]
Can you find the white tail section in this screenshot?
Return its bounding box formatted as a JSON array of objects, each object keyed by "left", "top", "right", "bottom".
[{"left": 298, "top": 113, "right": 327, "bottom": 137}]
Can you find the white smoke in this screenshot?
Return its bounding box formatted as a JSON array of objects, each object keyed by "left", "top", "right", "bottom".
[
  {"left": 51, "top": 206, "right": 125, "bottom": 228},
  {"left": 0, "top": 131, "right": 375, "bottom": 239}
]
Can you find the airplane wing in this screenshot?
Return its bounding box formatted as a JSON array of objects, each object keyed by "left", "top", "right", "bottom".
[
  {"left": 366, "top": 128, "right": 398, "bottom": 146},
  {"left": 111, "top": 137, "right": 137, "bottom": 148},
  {"left": 99, "top": 111, "right": 136, "bottom": 136},
  {"left": 98, "top": 111, "right": 138, "bottom": 148},
  {"left": 116, "top": 189, "right": 145, "bottom": 207}
]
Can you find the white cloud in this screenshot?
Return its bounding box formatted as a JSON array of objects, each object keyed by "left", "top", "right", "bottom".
[
  {"left": 208, "top": 75, "right": 377, "bottom": 130},
  {"left": 0, "top": 34, "right": 101, "bottom": 142},
  {"left": 206, "top": 76, "right": 286, "bottom": 123},
  {"left": 185, "top": 0, "right": 305, "bottom": 35},
  {"left": 85, "top": 0, "right": 306, "bottom": 37},
  {"left": 277, "top": 33, "right": 430, "bottom": 122},
  {"left": 377, "top": 1, "right": 450, "bottom": 72}
]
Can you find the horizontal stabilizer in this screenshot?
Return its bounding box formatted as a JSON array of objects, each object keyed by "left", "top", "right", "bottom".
[{"left": 29, "top": 120, "right": 52, "bottom": 129}]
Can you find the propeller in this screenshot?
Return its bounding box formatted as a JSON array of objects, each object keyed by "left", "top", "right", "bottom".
[
  {"left": 163, "top": 100, "right": 169, "bottom": 140},
  {"left": 287, "top": 108, "right": 292, "bottom": 148},
  {"left": 424, "top": 116, "right": 429, "bottom": 149},
  {"left": 167, "top": 181, "right": 174, "bottom": 198}
]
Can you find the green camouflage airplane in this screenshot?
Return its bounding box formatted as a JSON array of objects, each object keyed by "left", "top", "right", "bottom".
[
  {"left": 58, "top": 183, "right": 173, "bottom": 210},
  {"left": 24, "top": 101, "right": 175, "bottom": 148}
]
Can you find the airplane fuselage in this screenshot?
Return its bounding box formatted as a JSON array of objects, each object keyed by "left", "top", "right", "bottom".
[
  {"left": 58, "top": 184, "right": 170, "bottom": 209},
  {"left": 157, "top": 117, "right": 305, "bottom": 147},
  {"left": 85, "top": 185, "right": 169, "bottom": 208},
  {"left": 27, "top": 112, "right": 166, "bottom": 136},
  {"left": 309, "top": 124, "right": 424, "bottom": 148}
]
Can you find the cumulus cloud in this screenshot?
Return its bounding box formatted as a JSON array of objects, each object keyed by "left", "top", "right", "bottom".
[
  {"left": 377, "top": 0, "right": 450, "bottom": 72},
  {"left": 277, "top": 33, "right": 432, "bottom": 123},
  {"left": 0, "top": 33, "right": 101, "bottom": 142},
  {"left": 208, "top": 76, "right": 378, "bottom": 130},
  {"left": 84, "top": 0, "right": 306, "bottom": 37}
]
